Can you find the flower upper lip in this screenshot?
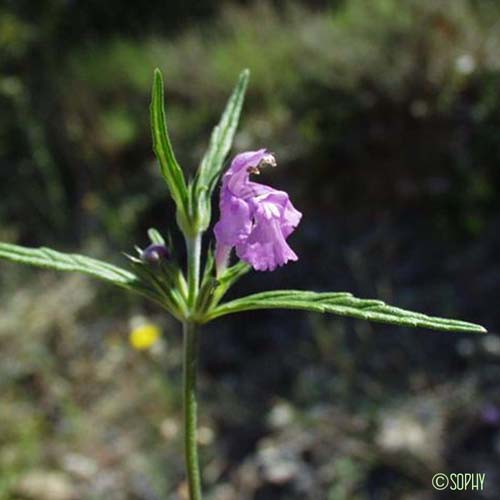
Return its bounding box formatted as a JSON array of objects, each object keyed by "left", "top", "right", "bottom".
[{"left": 247, "top": 153, "right": 277, "bottom": 175}]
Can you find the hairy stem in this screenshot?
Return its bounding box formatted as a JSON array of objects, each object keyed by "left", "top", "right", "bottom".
[
  {"left": 186, "top": 234, "right": 201, "bottom": 308},
  {"left": 183, "top": 231, "right": 203, "bottom": 498},
  {"left": 183, "top": 321, "right": 202, "bottom": 499}
]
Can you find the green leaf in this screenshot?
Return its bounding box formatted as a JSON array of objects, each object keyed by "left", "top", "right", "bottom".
[
  {"left": 0, "top": 242, "right": 189, "bottom": 320},
  {"left": 197, "top": 69, "right": 250, "bottom": 192},
  {"left": 204, "top": 290, "right": 486, "bottom": 333},
  {"left": 201, "top": 245, "right": 216, "bottom": 286},
  {"left": 150, "top": 68, "right": 188, "bottom": 215},
  {"left": 0, "top": 242, "right": 138, "bottom": 289},
  {"left": 193, "top": 255, "right": 251, "bottom": 319},
  {"left": 127, "top": 258, "right": 188, "bottom": 320},
  {"left": 195, "top": 277, "right": 218, "bottom": 316},
  {"left": 147, "top": 227, "right": 165, "bottom": 245},
  {"left": 210, "top": 261, "right": 251, "bottom": 306},
  {"left": 192, "top": 69, "right": 250, "bottom": 230}
]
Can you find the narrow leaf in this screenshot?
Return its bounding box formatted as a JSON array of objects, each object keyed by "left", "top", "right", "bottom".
[
  {"left": 201, "top": 245, "right": 215, "bottom": 286},
  {"left": 210, "top": 261, "right": 251, "bottom": 306},
  {"left": 151, "top": 68, "right": 188, "bottom": 209},
  {"left": 148, "top": 227, "right": 165, "bottom": 245},
  {"left": 0, "top": 242, "right": 138, "bottom": 289},
  {"left": 197, "top": 69, "right": 250, "bottom": 193},
  {"left": 205, "top": 290, "right": 486, "bottom": 333}
]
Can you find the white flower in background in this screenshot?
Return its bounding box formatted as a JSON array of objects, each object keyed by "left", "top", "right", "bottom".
[{"left": 455, "top": 54, "right": 476, "bottom": 75}]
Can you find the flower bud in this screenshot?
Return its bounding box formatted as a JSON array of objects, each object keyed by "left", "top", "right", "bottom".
[{"left": 141, "top": 244, "right": 170, "bottom": 264}]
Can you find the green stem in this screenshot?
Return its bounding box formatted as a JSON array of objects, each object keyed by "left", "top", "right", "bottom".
[
  {"left": 186, "top": 234, "right": 201, "bottom": 308},
  {"left": 183, "top": 231, "right": 203, "bottom": 498},
  {"left": 183, "top": 320, "right": 202, "bottom": 499}
]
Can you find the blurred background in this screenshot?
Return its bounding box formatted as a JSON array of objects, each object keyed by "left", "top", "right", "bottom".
[{"left": 1, "top": 0, "right": 500, "bottom": 498}]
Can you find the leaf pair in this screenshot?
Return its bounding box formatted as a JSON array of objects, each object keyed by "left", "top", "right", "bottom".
[
  {"left": 0, "top": 242, "right": 486, "bottom": 333},
  {"left": 151, "top": 68, "right": 250, "bottom": 236}
]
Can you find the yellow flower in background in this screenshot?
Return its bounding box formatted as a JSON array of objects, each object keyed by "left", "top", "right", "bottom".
[{"left": 129, "top": 323, "right": 161, "bottom": 350}]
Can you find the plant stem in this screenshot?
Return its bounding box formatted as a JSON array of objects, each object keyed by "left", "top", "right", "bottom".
[
  {"left": 183, "top": 232, "right": 202, "bottom": 498},
  {"left": 183, "top": 320, "right": 202, "bottom": 499},
  {"left": 186, "top": 234, "right": 201, "bottom": 308}
]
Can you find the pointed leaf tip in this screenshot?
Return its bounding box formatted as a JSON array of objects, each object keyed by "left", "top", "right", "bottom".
[
  {"left": 193, "top": 67, "right": 251, "bottom": 230},
  {"left": 150, "top": 66, "right": 188, "bottom": 217},
  {"left": 205, "top": 289, "right": 487, "bottom": 333}
]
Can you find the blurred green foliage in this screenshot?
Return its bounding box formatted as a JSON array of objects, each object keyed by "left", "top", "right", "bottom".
[{"left": 3, "top": 0, "right": 500, "bottom": 246}]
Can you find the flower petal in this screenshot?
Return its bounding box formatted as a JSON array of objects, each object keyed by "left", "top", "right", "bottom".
[
  {"left": 249, "top": 188, "right": 302, "bottom": 237},
  {"left": 214, "top": 194, "right": 252, "bottom": 246},
  {"left": 236, "top": 216, "right": 298, "bottom": 271},
  {"left": 225, "top": 149, "right": 274, "bottom": 195}
]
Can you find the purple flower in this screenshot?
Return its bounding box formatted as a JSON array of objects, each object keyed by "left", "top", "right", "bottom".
[{"left": 214, "top": 149, "right": 302, "bottom": 274}]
